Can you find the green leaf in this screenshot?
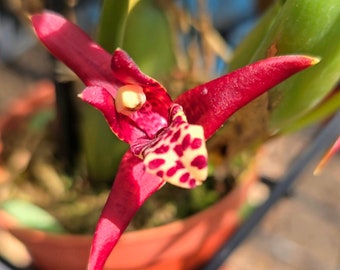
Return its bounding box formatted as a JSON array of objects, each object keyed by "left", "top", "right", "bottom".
[
  {"left": 250, "top": 0, "right": 340, "bottom": 130},
  {"left": 1, "top": 200, "right": 65, "bottom": 233},
  {"left": 97, "top": 0, "right": 130, "bottom": 52},
  {"left": 281, "top": 90, "right": 340, "bottom": 133},
  {"left": 122, "top": 0, "right": 175, "bottom": 80},
  {"left": 228, "top": 2, "right": 282, "bottom": 71},
  {"left": 79, "top": 103, "right": 128, "bottom": 187}
]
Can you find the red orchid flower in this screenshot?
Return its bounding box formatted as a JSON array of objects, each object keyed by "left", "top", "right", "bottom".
[{"left": 31, "top": 11, "right": 317, "bottom": 270}]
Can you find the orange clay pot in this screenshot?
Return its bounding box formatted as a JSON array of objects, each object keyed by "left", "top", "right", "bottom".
[{"left": 0, "top": 166, "right": 258, "bottom": 270}]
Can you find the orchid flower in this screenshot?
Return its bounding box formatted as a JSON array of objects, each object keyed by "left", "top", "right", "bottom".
[{"left": 31, "top": 11, "right": 317, "bottom": 270}]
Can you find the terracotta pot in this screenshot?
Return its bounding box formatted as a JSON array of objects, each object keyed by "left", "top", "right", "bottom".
[{"left": 0, "top": 167, "right": 258, "bottom": 270}]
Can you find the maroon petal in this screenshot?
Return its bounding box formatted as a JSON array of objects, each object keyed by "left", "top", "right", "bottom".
[
  {"left": 31, "top": 12, "right": 117, "bottom": 97},
  {"left": 80, "top": 85, "right": 173, "bottom": 145},
  {"left": 111, "top": 49, "right": 166, "bottom": 89},
  {"left": 111, "top": 50, "right": 173, "bottom": 133},
  {"left": 88, "top": 150, "right": 164, "bottom": 270},
  {"left": 176, "top": 55, "right": 319, "bottom": 139},
  {"left": 80, "top": 86, "right": 146, "bottom": 144},
  {"left": 32, "top": 12, "right": 173, "bottom": 142}
]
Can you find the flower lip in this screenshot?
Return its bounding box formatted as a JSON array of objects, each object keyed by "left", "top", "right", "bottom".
[{"left": 142, "top": 104, "right": 208, "bottom": 189}]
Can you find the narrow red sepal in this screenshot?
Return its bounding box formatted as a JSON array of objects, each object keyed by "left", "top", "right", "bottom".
[
  {"left": 177, "top": 55, "right": 318, "bottom": 139},
  {"left": 88, "top": 151, "right": 164, "bottom": 270}
]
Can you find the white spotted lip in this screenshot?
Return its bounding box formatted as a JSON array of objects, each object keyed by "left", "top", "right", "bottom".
[{"left": 143, "top": 104, "right": 208, "bottom": 189}]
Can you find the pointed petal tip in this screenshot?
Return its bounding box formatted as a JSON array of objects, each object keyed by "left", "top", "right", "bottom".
[
  {"left": 313, "top": 158, "right": 327, "bottom": 175},
  {"left": 301, "top": 55, "right": 322, "bottom": 66},
  {"left": 313, "top": 135, "right": 340, "bottom": 175},
  {"left": 26, "top": 12, "right": 33, "bottom": 22},
  {"left": 31, "top": 11, "right": 58, "bottom": 26},
  {"left": 295, "top": 55, "right": 322, "bottom": 68},
  {"left": 308, "top": 56, "right": 321, "bottom": 66},
  {"left": 275, "top": 54, "right": 321, "bottom": 68},
  {"left": 31, "top": 11, "right": 68, "bottom": 42}
]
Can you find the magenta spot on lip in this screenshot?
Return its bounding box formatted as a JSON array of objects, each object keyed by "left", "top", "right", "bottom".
[
  {"left": 155, "top": 145, "right": 170, "bottom": 154},
  {"left": 175, "top": 118, "right": 185, "bottom": 127},
  {"left": 180, "top": 172, "right": 190, "bottom": 183},
  {"left": 189, "top": 179, "right": 197, "bottom": 188},
  {"left": 174, "top": 144, "right": 183, "bottom": 157},
  {"left": 156, "top": 171, "right": 164, "bottom": 177},
  {"left": 182, "top": 134, "right": 191, "bottom": 150},
  {"left": 170, "top": 130, "right": 181, "bottom": 143},
  {"left": 190, "top": 155, "right": 207, "bottom": 169},
  {"left": 166, "top": 166, "right": 178, "bottom": 177},
  {"left": 176, "top": 160, "right": 185, "bottom": 169},
  {"left": 148, "top": 158, "right": 165, "bottom": 169},
  {"left": 173, "top": 116, "right": 182, "bottom": 123},
  {"left": 166, "top": 161, "right": 184, "bottom": 177},
  {"left": 191, "top": 138, "right": 202, "bottom": 149}
]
